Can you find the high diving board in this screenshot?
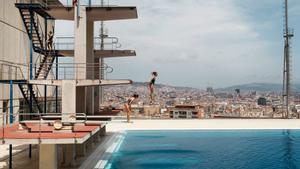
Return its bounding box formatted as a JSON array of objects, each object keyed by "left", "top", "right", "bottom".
[
  {"left": 56, "top": 50, "right": 136, "bottom": 58},
  {"left": 15, "top": 3, "right": 138, "bottom": 21},
  {"left": 28, "top": 79, "right": 132, "bottom": 86},
  {"left": 46, "top": 6, "right": 138, "bottom": 21}
]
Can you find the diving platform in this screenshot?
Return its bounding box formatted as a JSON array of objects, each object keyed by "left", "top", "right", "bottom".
[
  {"left": 28, "top": 79, "right": 132, "bottom": 86},
  {"left": 15, "top": 3, "right": 138, "bottom": 21},
  {"left": 47, "top": 6, "right": 138, "bottom": 21},
  {"left": 56, "top": 49, "right": 136, "bottom": 58},
  {"left": 0, "top": 123, "right": 105, "bottom": 144}
]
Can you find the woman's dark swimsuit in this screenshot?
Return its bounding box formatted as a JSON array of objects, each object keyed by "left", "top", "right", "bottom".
[
  {"left": 127, "top": 98, "right": 134, "bottom": 105},
  {"left": 149, "top": 78, "right": 156, "bottom": 86}
]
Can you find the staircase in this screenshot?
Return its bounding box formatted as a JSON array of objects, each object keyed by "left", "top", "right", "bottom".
[
  {"left": 35, "top": 52, "right": 56, "bottom": 79},
  {"left": 19, "top": 8, "right": 44, "bottom": 51},
  {"left": 15, "top": 2, "right": 58, "bottom": 113},
  {"left": 18, "top": 7, "right": 57, "bottom": 80},
  {"left": 18, "top": 84, "right": 42, "bottom": 113}
]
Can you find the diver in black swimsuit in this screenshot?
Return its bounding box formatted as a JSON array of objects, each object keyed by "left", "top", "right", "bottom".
[
  {"left": 149, "top": 72, "right": 158, "bottom": 104},
  {"left": 124, "top": 94, "right": 139, "bottom": 123}
]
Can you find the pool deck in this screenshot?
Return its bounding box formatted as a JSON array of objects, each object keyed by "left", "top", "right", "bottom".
[{"left": 107, "top": 119, "right": 300, "bottom": 132}]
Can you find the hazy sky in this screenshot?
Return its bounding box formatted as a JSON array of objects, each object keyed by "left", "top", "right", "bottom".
[{"left": 56, "top": 0, "right": 300, "bottom": 89}]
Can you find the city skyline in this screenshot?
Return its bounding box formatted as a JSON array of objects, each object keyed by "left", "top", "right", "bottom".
[{"left": 56, "top": 0, "right": 300, "bottom": 88}]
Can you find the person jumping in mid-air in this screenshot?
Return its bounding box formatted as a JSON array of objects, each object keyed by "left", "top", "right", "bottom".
[
  {"left": 148, "top": 71, "right": 158, "bottom": 104},
  {"left": 124, "top": 94, "right": 139, "bottom": 123}
]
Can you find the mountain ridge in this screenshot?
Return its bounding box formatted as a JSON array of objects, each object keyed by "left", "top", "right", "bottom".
[{"left": 131, "top": 82, "right": 300, "bottom": 92}]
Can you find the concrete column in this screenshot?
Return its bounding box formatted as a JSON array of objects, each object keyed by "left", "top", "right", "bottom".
[
  {"left": 74, "top": 5, "right": 98, "bottom": 115},
  {"left": 86, "top": 19, "right": 96, "bottom": 115},
  {"left": 94, "top": 58, "right": 100, "bottom": 114},
  {"left": 76, "top": 86, "right": 85, "bottom": 114},
  {"left": 75, "top": 143, "right": 86, "bottom": 157},
  {"left": 74, "top": 6, "right": 88, "bottom": 78},
  {"left": 39, "top": 144, "right": 58, "bottom": 169},
  {"left": 100, "top": 126, "right": 106, "bottom": 136},
  {"left": 86, "top": 137, "right": 94, "bottom": 150},
  {"left": 13, "top": 100, "right": 19, "bottom": 122},
  {"left": 61, "top": 144, "right": 76, "bottom": 167},
  {"left": 61, "top": 81, "right": 76, "bottom": 123},
  {"left": 0, "top": 100, "right": 3, "bottom": 127},
  {"left": 93, "top": 130, "right": 101, "bottom": 143}
]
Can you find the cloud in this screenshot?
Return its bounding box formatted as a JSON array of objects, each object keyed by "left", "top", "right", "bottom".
[{"left": 56, "top": 0, "right": 300, "bottom": 88}]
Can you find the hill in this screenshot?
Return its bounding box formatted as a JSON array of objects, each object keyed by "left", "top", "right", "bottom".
[{"left": 218, "top": 83, "right": 300, "bottom": 92}]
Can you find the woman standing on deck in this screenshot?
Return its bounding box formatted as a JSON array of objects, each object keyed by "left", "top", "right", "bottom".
[
  {"left": 149, "top": 71, "right": 158, "bottom": 104},
  {"left": 124, "top": 94, "right": 139, "bottom": 123}
]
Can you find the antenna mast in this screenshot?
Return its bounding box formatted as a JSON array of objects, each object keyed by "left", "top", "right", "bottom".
[
  {"left": 99, "top": 0, "right": 105, "bottom": 104},
  {"left": 282, "top": 0, "right": 294, "bottom": 118}
]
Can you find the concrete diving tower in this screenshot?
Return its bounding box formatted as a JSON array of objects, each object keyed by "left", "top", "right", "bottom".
[
  {"left": 2, "top": 1, "right": 140, "bottom": 169},
  {"left": 15, "top": 2, "right": 138, "bottom": 58}
]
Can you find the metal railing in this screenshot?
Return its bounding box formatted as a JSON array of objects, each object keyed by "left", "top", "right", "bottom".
[
  {"left": 0, "top": 60, "right": 113, "bottom": 81},
  {"left": 54, "top": 36, "right": 122, "bottom": 50},
  {"left": 37, "top": 62, "right": 114, "bottom": 80},
  {"left": 0, "top": 60, "right": 27, "bottom": 81},
  {"left": 16, "top": 0, "right": 113, "bottom": 8},
  {"left": 16, "top": 0, "right": 48, "bottom": 7}
]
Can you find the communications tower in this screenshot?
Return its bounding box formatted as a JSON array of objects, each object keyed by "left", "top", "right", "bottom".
[{"left": 282, "top": 0, "right": 294, "bottom": 118}]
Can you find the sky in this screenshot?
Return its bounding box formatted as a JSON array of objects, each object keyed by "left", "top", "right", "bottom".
[{"left": 56, "top": 0, "right": 300, "bottom": 89}]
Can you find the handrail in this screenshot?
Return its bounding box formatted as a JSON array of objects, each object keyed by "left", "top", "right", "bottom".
[
  {"left": 102, "top": 63, "right": 113, "bottom": 79},
  {"left": 15, "top": 0, "right": 47, "bottom": 6},
  {"left": 16, "top": 0, "right": 116, "bottom": 8},
  {"left": 54, "top": 36, "right": 122, "bottom": 50},
  {"left": 33, "top": 62, "right": 114, "bottom": 80},
  {"left": 1, "top": 60, "right": 114, "bottom": 81},
  {"left": 35, "top": 13, "right": 45, "bottom": 49},
  {"left": 0, "top": 61, "right": 26, "bottom": 80}
]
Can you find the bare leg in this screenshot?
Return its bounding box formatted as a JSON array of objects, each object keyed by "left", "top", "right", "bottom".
[
  {"left": 149, "top": 85, "right": 154, "bottom": 104},
  {"left": 125, "top": 104, "right": 131, "bottom": 122},
  {"left": 49, "top": 43, "right": 53, "bottom": 51}
]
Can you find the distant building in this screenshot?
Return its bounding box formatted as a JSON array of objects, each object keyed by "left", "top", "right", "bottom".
[
  {"left": 168, "top": 105, "right": 204, "bottom": 119},
  {"left": 235, "top": 89, "right": 240, "bottom": 95},
  {"left": 258, "top": 97, "right": 267, "bottom": 106},
  {"left": 143, "top": 105, "right": 161, "bottom": 117},
  {"left": 206, "top": 87, "right": 214, "bottom": 94},
  {"left": 250, "top": 91, "right": 257, "bottom": 97}
]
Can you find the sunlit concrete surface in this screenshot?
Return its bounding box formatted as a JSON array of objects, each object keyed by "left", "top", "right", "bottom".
[
  {"left": 106, "top": 119, "right": 300, "bottom": 132},
  {"left": 0, "top": 145, "right": 38, "bottom": 169}
]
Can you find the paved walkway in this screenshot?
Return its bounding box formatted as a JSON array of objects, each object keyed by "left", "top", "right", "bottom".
[{"left": 0, "top": 145, "right": 38, "bottom": 169}]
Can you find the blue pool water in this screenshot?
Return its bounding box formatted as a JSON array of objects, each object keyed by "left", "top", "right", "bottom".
[{"left": 106, "top": 130, "right": 300, "bottom": 169}]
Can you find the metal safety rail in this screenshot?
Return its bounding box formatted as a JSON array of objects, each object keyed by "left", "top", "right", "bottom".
[
  {"left": 1, "top": 60, "right": 114, "bottom": 81},
  {"left": 0, "top": 60, "right": 60, "bottom": 113},
  {"left": 16, "top": 0, "right": 114, "bottom": 8},
  {"left": 16, "top": 0, "right": 65, "bottom": 8},
  {"left": 54, "top": 37, "right": 122, "bottom": 51},
  {"left": 0, "top": 60, "right": 27, "bottom": 81},
  {"left": 34, "top": 62, "right": 114, "bottom": 80}
]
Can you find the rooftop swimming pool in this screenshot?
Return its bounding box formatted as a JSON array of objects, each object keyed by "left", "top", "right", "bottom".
[{"left": 105, "top": 130, "right": 300, "bottom": 169}]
